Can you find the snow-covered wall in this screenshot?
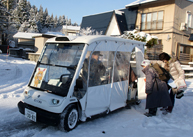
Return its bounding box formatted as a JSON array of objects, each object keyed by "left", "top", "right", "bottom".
[{"left": 106, "top": 14, "right": 120, "bottom": 36}]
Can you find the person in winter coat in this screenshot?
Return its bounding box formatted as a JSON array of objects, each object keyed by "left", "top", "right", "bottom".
[
  {"left": 141, "top": 60, "right": 172, "bottom": 117},
  {"left": 82, "top": 51, "right": 106, "bottom": 87},
  {"left": 158, "top": 52, "right": 185, "bottom": 113}
]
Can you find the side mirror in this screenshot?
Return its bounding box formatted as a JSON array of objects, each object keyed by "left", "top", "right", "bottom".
[
  {"left": 60, "top": 74, "right": 71, "bottom": 84},
  {"left": 61, "top": 76, "right": 69, "bottom": 84}
]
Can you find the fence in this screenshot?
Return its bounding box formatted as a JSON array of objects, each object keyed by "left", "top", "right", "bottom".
[
  {"left": 178, "top": 53, "right": 191, "bottom": 64},
  {"left": 145, "top": 45, "right": 163, "bottom": 60}
]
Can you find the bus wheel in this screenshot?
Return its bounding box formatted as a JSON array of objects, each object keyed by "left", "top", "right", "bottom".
[{"left": 59, "top": 104, "right": 79, "bottom": 131}]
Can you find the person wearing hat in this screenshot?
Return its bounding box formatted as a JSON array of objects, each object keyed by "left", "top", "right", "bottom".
[
  {"left": 82, "top": 51, "right": 106, "bottom": 87},
  {"left": 141, "top": 60, "right": 172, "bottom": 117}
]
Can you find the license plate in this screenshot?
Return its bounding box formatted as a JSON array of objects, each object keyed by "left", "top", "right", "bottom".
[{"left": 25, "top": 108, "right": 37, "bottom": 122}]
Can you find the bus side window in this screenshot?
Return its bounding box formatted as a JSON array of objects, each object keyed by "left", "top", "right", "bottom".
[
  {"left": 114, "top": 52, "right": 130, "bottom": 82},
  {"left": 88, "top": 51, "right": 106, "bottom": 87}
]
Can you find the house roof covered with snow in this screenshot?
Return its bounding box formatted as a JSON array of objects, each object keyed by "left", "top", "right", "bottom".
[
  {"left": 62, "top": 25, "right": 80, "bottom": 31},
  {"left": 81, "top": 11, "right": 114, "bottom": 35},
  {"left": 81, "top": 10, "right": 128, "bottom": 35},
  {"left": 13, "top": 32, "right": 41, "bottom": 39},
  {"left": 125, "top": 0, "right": 158, "bottom": 7},
  {"left": 32, "top": 32, "right": 65, "bottom": 38},
  {"left": 13, "top": 32, "right": 65, "bottom": 39},
  {"left": 126, "top": 0, "right": 193, "bottom": 8}
]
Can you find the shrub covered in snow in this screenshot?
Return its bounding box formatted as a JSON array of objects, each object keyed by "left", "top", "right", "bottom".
[
  {"left": 122, "top": 29, "right": 158, "bottom": 48},
  {"left": 79, "top": 27, "right": 103, "bottom": 36}
]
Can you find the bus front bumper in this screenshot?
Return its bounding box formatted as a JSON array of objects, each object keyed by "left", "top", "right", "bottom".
[{"left": 18, "top": 101, "right": 61, "bottom": 126}]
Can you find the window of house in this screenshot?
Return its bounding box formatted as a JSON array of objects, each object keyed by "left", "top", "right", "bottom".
[
  {"left": 180, "top": 46, "right": 183, "bottom": 53},
  {"left": 141, "top": 11, "right": 164, "bottom": 30},
  {"left": 186, "top": 11, "right": 193, "bottom": 28},
  {"left": 152, "top": 12, "right": 157, "bottom": 29},
  {"left": 157, "top": 39, "right": 162, "bottom": 45},
  {"left": 141, "top": 14, "right": 146, "bottom": 30}
]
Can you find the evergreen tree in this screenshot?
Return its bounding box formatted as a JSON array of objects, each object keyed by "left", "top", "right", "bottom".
[
  {"left": 1, "top": 0, "right": 77, "bottom": 34},
  {"left": 66, "top": 18, "right": 71, "bottom": 25},
  {"left": 11, "top": 6, "right": 22, "bottom": 29},
  {"left": 38, "top": 5, "right": 44, "bottom": 26},
  {"left": 0, "top": 1, "right": 12, "bottom": 44},
  {"left": 43, "top": 8, "right": 48, "bottom": 21},
  {"left": 54, "top": 15, "right": 58, "bottom": 28},
  {"left": 32, "top": 5, "right": 38, "bottom": 15},
  {"left": 18, "top": 21, "right": 30, "bottom": 32},
  {"left": 45, "top": 15, "right": 50, "bottom": 28},
  {"left": 1, "top": 0, "right": 17, "bottom": 11},
  {"left": 72, "top": 22, "right": 78, "bottom": 26},
  {"left": 26, "top": 1, "right": 31, "bottom": 12},
  {"left": 58, "top": 15, "right": 66, "bottom": 26},
  {"left": 18, "top": 0, "right": 29, "bottom": 22},
  {"left": 35, "top": 12, "right": 42, "bottom": 32},
  {"left": 50, "top": 13, "right": 54, "bottom": 28},
  {"left": 28, "top": 7, "right": 39, "bottom": 32}
]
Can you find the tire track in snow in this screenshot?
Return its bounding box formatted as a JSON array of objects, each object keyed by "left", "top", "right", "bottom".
[
  {"left": 0, "top": 119, "right": 48, "bottom": 137},
  {"left": 0, "top": 57, "right": 35, "bottom": 99}
]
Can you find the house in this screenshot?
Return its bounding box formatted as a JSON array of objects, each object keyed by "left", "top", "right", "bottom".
[
  {"left": 32, "top": 32, "right": 65, "bottom": 53},
  {"left": 81, "top": 10, "right": 129, "bottom": 36},
  {"left": 62, "top": 25, "right": 80, "bottom": 36},
  {"left": 12, "top": 32, "right": 64, "bottom": 61},
  {"left": 80, "top": 0, "right": 193, "bottom": 64},
  {"left": 126, "top": 0, "right": 193, "bottom": 64},
  {"left": 12, "top": 32, "right": 40, "bottom": 58}
]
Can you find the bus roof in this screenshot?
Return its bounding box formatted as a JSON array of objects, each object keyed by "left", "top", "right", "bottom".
[{"left": 45, "top": 35, "right": 146, "bottom": 46}]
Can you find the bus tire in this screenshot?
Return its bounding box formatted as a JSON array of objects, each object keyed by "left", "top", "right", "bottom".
[{"left": 59, "top": 104, "right": 79, "bottom": 131}]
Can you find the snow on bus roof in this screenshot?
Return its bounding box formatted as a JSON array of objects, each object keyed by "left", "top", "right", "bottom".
[{"left": 46, "top": 35, "right": 146, "bottom": 45}]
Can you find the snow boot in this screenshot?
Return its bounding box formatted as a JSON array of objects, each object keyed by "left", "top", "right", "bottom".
[
  {"left": 176, "top": 90, "right": 184, "bottom": 99},
  {"left": 144, "top": 108, "right": 157, "bottom": 117}
]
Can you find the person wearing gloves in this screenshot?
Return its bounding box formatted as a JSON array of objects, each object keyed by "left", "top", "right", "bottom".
[{"left": 141, "top": 60, "right": 172, "bottom": 117}]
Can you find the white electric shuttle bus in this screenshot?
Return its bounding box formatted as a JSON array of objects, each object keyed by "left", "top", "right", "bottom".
[{"left": 18, "top": 35, "right": 146, "bottom": 131}]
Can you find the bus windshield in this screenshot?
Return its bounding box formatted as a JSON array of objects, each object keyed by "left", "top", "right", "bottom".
[{"left": 29, "top": 43, "right": 84, "bottom": 96}]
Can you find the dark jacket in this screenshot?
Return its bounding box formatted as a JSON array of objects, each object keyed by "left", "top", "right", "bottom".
[
  {"left": 83, "top": 58, "right": 105, "bottom": 87},
  {"left": 142, "top": 66, "right": 172, "bottom": 109}
]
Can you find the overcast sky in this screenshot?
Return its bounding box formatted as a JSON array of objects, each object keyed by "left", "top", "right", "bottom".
[{"left": 28, "top": 0, "right": 136, "bottom": 25}]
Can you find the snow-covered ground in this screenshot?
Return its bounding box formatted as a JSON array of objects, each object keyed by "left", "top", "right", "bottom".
[{"left": 0, "top": 54, "right": 193, "bottom": 137}]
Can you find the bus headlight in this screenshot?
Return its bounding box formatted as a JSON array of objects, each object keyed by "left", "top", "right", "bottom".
[
  {"left": 24, "top": 90, "right": 30, "bottom": 97},
  {"left": 52, "top": 99, "right": 60, "bottom": 105}
]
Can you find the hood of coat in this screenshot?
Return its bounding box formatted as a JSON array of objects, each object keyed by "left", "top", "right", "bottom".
[
  {"left": 142, "top": 65, "right": 150, "bottom": 74},
  {"left": 142, "top": 65, "right": 159, "bottom": 78}
]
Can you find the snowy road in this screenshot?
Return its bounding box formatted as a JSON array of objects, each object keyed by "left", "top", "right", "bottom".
[{"left": 0, "top": 54, "right": 193, "bottom": 137}]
